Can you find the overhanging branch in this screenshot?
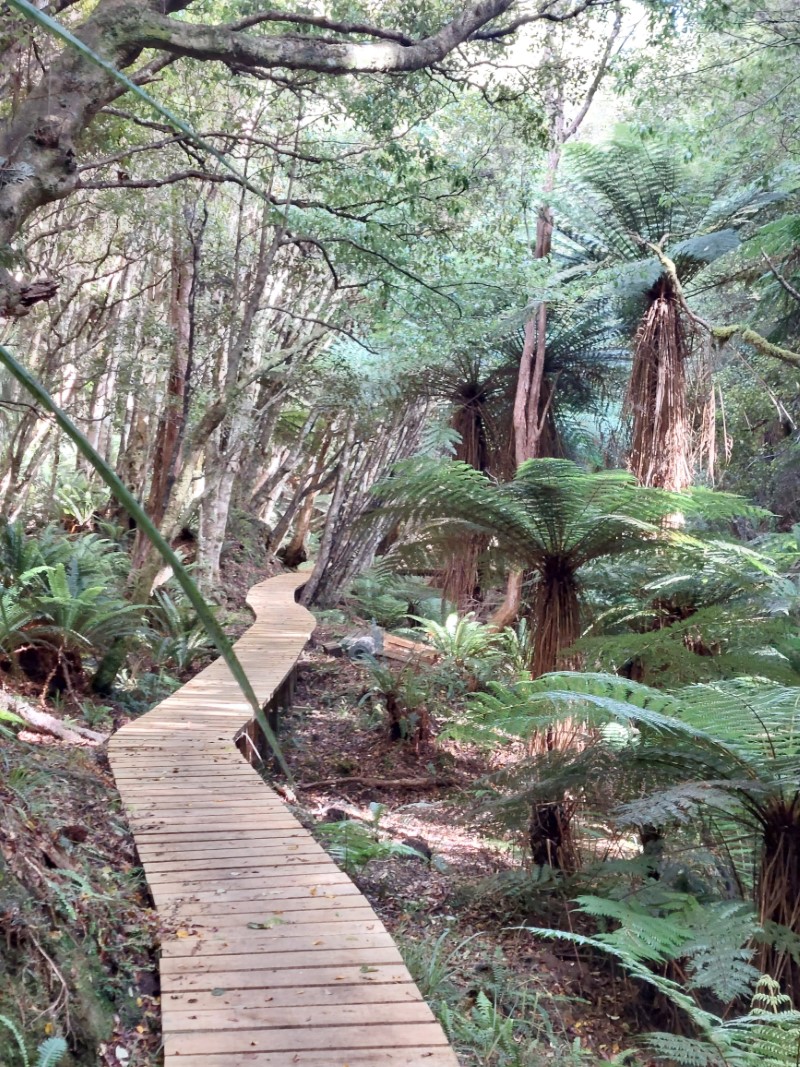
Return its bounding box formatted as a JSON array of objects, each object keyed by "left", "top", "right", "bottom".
[{"left": 134, "top": 1, "right": 526, "bottom": 75}]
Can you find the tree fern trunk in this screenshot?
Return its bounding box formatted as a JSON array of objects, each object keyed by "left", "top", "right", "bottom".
[
  {"left": 628, "top": 280, "right": 692, "bottom": 491},
  {"left": 531, "top": 560, "right": 581, "bottom": 677},
  {"left": 757, "top": 801, "right": 800, "bottom": 1003},
  {"left": 440, "top": 393, "right": 489, "bottom": 607}
]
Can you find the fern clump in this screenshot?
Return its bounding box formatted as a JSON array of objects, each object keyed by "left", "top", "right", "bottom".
[{"left": 0, "top": 1017, "right": 68, "bottom": 1067}]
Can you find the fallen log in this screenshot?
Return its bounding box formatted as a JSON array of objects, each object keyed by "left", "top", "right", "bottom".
[
  {"left": 1, "top": 691, "right": 108, "bottom": 745},
  {"left": 381, "top": 633, "right": 439, "bottom": 665},
  {"left": 299, "top": 774, "right": 454, "bottom": 791}
]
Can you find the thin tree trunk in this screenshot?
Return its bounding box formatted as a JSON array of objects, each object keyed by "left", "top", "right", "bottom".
[
  {"left": 130, "top": 211, "right": 197, "bottom": 574},
  {"left": 279, "top": 489, "right": 316, "bottom": 567},
  {"left": 300, "top": 424, "right": 355, "bottom": 606}
]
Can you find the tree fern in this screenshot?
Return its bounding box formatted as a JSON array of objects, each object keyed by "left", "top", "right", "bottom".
[
  {"left": 373, "top": 456, "right": 760, "bottom": 675},
  {"left": 556, "top": 131, "right": 781, "bottom": 490},
  {"left": 578, "top": 532, "right": 800, "bottom": 686},
  {"left": 500, "top": 671, "right": 800, "bottom": 998}
]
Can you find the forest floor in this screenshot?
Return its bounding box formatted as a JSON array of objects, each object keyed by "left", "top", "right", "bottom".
[
  {"left": 0, "top": 732, "right": 163, "bottom": 1067},
  {"left": 281, "top": 622, "right": 644, "bottom": 1065}
]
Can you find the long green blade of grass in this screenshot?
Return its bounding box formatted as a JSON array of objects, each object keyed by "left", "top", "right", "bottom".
[{"left": 0, "top": 341, "right": 292, "bottom": 780}]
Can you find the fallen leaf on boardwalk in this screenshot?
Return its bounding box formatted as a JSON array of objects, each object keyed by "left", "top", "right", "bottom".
[
  {"left": 309, "top": 886, "right": 318, "bottom": 896},
  {"left": 176, "top": 929, "right": 190, "bottom": 938},
  {"left": 211, "top": 988, "right": 226, "bottom": 996}
]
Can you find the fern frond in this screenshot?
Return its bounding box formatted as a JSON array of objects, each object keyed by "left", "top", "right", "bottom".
[{"left": 36, "top": 1037, "right": 68, "bottom": 1067}]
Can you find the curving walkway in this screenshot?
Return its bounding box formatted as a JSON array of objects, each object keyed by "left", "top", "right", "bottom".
[{"left": 108, "top": 572, "right": 459, "bottom": 1066}]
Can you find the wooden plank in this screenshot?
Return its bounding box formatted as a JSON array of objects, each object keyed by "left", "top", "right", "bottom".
[
  {"left": 123, "top": 802, "right": 290, "bottom": 815},
  {"left": 132, "top": 819, "right": 301, "bottom": 835},
  {"left": 145, "top": 861, "right": 339, "bottom": 888},
  {"left": 141, "top": 843, "right": 323, "bottom": 866},
  {"left": 161, "top": 891, "right": 366, "bottom": 917},
  {"left": 147, "top": 862, "right": 345, "bottom": 887},
  {"left": 150, "top": 875, "right": 355, "bottom": 907},
  {"left": 161, "top": 946, "right": 405, "bottom": 977},
  {"left": 163, "top": 908, "right": 379, "bottom": 932},
  {"left": 135, "top": 834, "right": 314, "bottom": 856},
  {"left": 164, "top": 1022, "right": 450, "bottom": 1057},
  {"left": 134, "top": 829, "right": 313, "bottom": 848},
  {"left": 161, "top": 931, "right": 396, "bottom": 958},
  {"left": 164, "top": 1000, "right": 435, "bottom": 1032},
  {"left": 164, "top": 1049, "right": 459, "bottom": 1067},
  {"left": 156, "top": 879, "right": 359, "bottom": 907},
  {"left": 161, "top": 963, "right": 414, "bottom": 993},
  {"left": 165, "top": 918, "right": 384, "bottom": 942},
  {"left": 162, "top": 981, "right": 423, "bottom": 1015}
]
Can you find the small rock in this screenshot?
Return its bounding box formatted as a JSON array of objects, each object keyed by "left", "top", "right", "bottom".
[
  {"left": 324, "top": 808, "right": 348, "bottom": 823},
  {"left": 401, "top": 836, "right": 433, "bottom": 861},
  {"left": 136, "top": 970, "right": 160, "bottom": 997}
]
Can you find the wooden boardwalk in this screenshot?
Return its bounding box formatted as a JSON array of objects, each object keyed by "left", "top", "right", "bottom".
[{"left": 108, "top": 572, "right": 459, "bottom": 1066}]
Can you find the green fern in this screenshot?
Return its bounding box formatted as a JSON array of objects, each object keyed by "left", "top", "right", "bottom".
[
  {"left": 35, "top": 1038, "right": 68, "bottom": 1067},
  {"left": 316, "top": 819, "right": 426, "bottom": 874},
  {"left": 0, "top": 1015, "right": 29, "bottom": 1066},
  {"left": 643, "top": 975, "right": 800, "bottom": 1066}
]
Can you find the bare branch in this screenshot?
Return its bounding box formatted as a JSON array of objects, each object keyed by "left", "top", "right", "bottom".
[
  {"left": 77, "top": 169, "right": 242, "bottom": 191},
  {"left": 762, "top": 251, "right": 800, "bottom": 306},
  {"left": 227, "top": 10, "right": 415, "bottom": 46},
  {"left": 472, "top": 0, "right": 615, "bottom": 38},
  {"left": 563, "top": 6, "right": 622, "bottom": 141},
  {"left": 134, "top": 1, "right": 520, "bottom": 75},
  {"left": 636, "top": 236, "right": 800, "bottom": 370}
]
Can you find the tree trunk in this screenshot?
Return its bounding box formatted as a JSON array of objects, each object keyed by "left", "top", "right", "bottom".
[
  {"left": 499, "top": 15, "right": 619, "bottom": 626},
  {"left": 300, "top": 424, "right": 356, "bottom": 606},
  {"left": 440, "top": 392, "right": 490, "bottom": 607},
  {"left": 530, "top": 560, "right": 581, "bottom": 678},
  {"left": 628, "top": 280, "right": 693, "bottom": 491},
  {"left": 130, "top": 210, "right": 197, "bottom": 575},
  {"left": 197, "top": 460, "right": 238, "bottom": 596},
  {"left": 756, "top": 802, "right": 800, "bottom": 1002},
  {"left": 279, "top": 489, "right": 316, "bottom": 567}
]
